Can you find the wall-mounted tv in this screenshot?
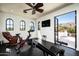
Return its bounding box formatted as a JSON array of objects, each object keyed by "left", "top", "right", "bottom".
[{"left": 42, "top": 19, "right": 50, "bottom": 27}]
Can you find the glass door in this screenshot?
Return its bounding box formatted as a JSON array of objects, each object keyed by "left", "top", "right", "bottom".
[{"left": 54, "top": 11, "right": 77, "bottom": 49}]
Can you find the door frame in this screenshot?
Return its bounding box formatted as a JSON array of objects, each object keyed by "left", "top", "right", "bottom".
[{"left": 54, "top": 10, "right": 77, "bottom": 50}]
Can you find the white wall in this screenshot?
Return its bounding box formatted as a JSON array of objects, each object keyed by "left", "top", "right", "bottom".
[
  {"left": 36, "top": 4, "right": 79, "bottom": 51},
  {"left": 0, "top": 12, "right": 37, "bottom": 43}
]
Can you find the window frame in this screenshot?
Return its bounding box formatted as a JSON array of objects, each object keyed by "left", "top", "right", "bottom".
[
  {"left": 6, "top": 18, "right": 14, "bottom": 31},
  {"left": 20, "top": 20, "right": 26, "bottom": 31},
  {"left": 30, "top": 21, "right": 35, "bottom": 31}
]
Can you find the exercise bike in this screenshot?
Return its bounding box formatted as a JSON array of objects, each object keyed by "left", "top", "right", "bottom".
[{"left": 16, "top": 29, "right": 34, "bottom": 54}]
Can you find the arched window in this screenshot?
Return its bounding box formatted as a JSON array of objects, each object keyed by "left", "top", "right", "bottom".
[
  {"left": 38, "top": 21, "right": 40, "bottom": 30},
  {"left": 20, "top": 20, "right": 26, "bottom": 31},
  {"left": 6, "top": 18, "right": 14, "bottom": 31},
  {"left": 30, "top": 21, "right": 35, "bottom": 31}
]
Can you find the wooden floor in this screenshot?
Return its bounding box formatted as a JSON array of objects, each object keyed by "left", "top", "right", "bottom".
[{"left": 0, "top": 40, "right": 79, "bottom": 56}]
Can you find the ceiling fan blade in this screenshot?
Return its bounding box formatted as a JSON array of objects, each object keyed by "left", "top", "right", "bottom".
[
  {"left": 32, "top": 9, "right": 36, "bottom": 14},
  {"left": 36, "top": 8, "right": 44, "bottom": 13},
  {"left": 35, "top": 3, "right": 43, "bottom": 9},
  {"left": 23, "top": 8, "right": 32, "bottom": 13},
  {"left": 24, "top": 8, "right": 32, "bottom": 11},
  {"left": 26, "top": 3, "right": 33, "bottom": 7},
  {"left": 23, "top": 10, "right": 27, "bottom": 13}
]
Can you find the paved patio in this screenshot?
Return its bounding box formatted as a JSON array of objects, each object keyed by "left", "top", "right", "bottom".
[{"left": 58, "top": 32, "right": 75, "bottom": 49}]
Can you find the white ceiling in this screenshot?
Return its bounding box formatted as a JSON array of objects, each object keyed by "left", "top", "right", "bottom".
[{"left": 0, "top": 3, "right": 72, "bottom": 20}]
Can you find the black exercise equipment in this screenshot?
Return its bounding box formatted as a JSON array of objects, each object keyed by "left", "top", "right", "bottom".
[
  {"left": 49, "top": 46, "right": 64, "bottom": 56},
  {"left": 34, "top": 42, "right": 56, "bottom": 56},
  {"left": 16, "top": 29, "right": 33, "bottom": 54},
  {"left": 30, "top": 40, "right": 65, "bottom": 56},
  {"left": 16, "top": 29, "right": 65, "bottom": 56}
]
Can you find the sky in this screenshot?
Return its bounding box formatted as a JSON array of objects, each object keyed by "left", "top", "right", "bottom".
[{"left": 56, "top": 11, "right": 75, "bottom": 24}]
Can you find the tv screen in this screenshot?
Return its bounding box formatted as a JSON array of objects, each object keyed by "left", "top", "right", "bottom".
[{"left": 42, "top": 19, "right": 50, "bottom": 27}]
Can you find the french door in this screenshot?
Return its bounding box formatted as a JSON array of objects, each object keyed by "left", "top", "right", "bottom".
[{"left": 54, "top": 11, "right": 77, "bottom": 49}]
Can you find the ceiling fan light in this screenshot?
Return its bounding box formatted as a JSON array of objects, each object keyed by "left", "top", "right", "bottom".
[{"left": 32, "top": 3, "right": 37, "bottom": 6}]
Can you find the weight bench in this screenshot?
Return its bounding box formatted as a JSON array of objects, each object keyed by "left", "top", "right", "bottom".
[
  {"left": 49, "top": 46, "right": 65, "bottom": 56},
  {"left": 32, "top": 41, "right": 65, "bottom": 56}
]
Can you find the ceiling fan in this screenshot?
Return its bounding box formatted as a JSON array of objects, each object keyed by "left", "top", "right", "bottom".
[{"left": 23, "top": 3, "right": 44, "bottom": 14}]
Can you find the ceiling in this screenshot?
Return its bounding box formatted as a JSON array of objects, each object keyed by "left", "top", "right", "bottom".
[{"left": 0, "top": 3, "right": 72, "bottom": 20}]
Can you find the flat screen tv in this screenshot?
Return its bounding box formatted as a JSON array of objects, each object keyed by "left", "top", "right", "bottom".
[{"left": 42, "top": 19, "right": 50, "bottom": 27}]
